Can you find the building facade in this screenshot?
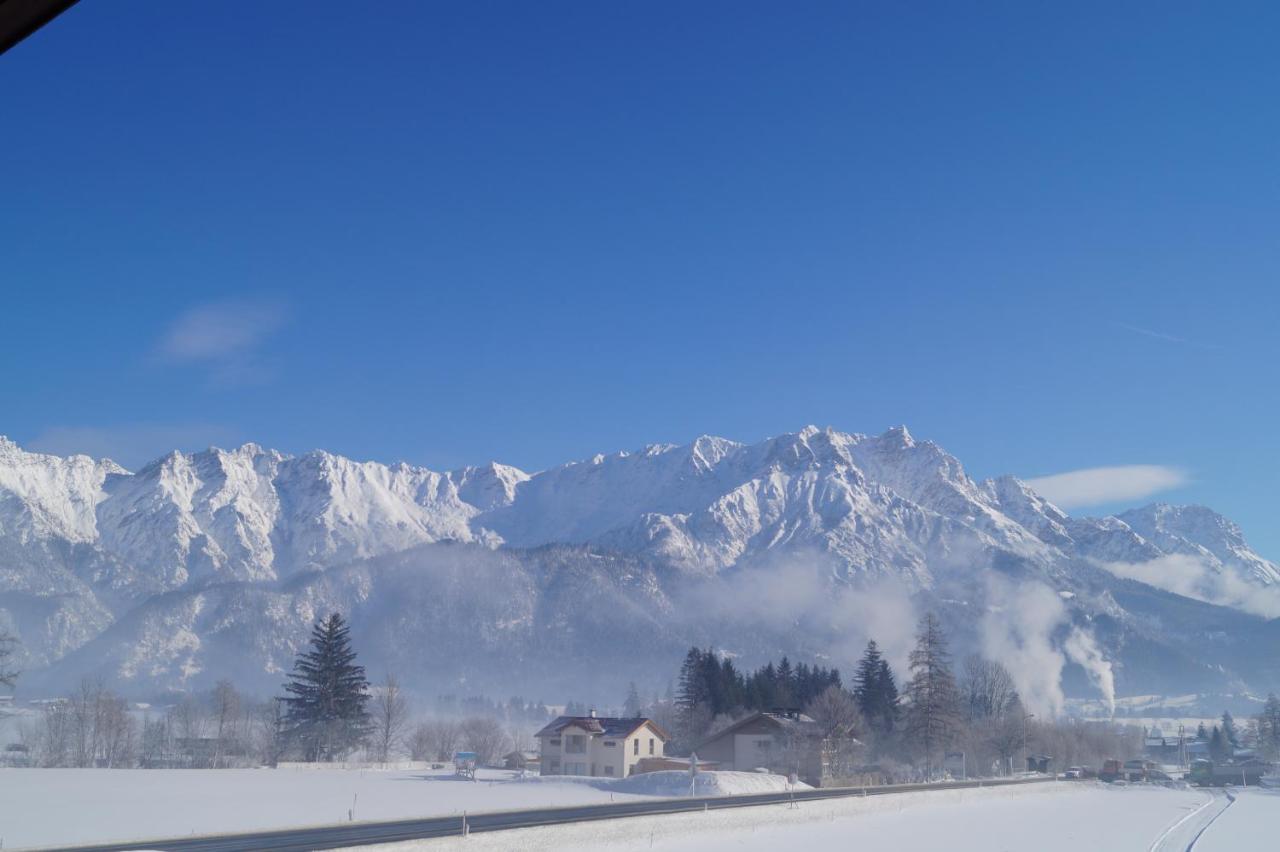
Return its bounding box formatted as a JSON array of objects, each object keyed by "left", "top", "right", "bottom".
[
  {"left": 536, "top": 713, "right": 670, "bottom": 778},
  {"left": 694, "top": 710, "right": 861, "bottom": 786}
]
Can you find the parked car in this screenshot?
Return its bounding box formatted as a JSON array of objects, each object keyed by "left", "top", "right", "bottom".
[{"left": 1064, "top": 767, "right": 1083, "bottom": 779}]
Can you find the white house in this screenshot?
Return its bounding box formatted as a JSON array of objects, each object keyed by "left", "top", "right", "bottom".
[{"left": 535, "top": 711, "right": 670, "bottom": 777}]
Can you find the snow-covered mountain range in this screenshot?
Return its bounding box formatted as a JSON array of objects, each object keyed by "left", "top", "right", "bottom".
[{"left": 1, "top": 428, "right": 1277, "bottom": 707}]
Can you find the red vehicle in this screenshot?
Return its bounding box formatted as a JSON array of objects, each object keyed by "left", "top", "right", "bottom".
[{"left": 1100, "top": 759, "right": 1123, "bottom": 782}]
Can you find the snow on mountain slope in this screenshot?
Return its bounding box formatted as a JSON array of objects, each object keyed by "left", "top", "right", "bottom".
[
  {"left": 481, "top": 426, "right": 1056, "bottom": 582},
  {"left": 1115, "top": 503, "right": 1280, "bottom": 587},
  {"left": 0, "top": 427, "right": 1276, "bottom": 697},
  {"left": 0, "top": 436, "right": 123, "bottom": 545}
]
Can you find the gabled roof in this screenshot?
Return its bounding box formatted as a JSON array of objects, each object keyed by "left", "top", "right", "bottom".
[
  {"left": 695, "top": 711, "right": 858, "bottom": 750},
  {"left": 535, "top": 715, "right": 671, "bottom": 741}
]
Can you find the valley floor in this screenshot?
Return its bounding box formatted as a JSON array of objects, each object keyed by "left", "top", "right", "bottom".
[
  {"left": 363, "top": 783, "right": 1279, "bottom": 852},
  {"left": 0, "top": 766, "right": 792, "bottom": 850},
  {"left": 2, "top": 767, "right": 1275, "bottom": 851}
]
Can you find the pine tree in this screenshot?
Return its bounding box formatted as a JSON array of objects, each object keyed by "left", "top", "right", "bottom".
[
  {"left": 902, "top": 612, "right": 961, "bottom": 775},
  {"left": 676, "top": 647, "right": 713, "bottom": 744},
  {"left": 854, "top": 641, "right": 884, "bottom": 730},
  {"left": 1256, "top": 693, "right": 1280, "bottom": 761},
  {"left": 1209, "top": 725, "right": 1228, "bottom": 762},
  {"left": 874, "top": 658, "right": 900, "bottom": 734},
  {"left": 1196, "top": 721, "right": 1209, "bottom": 741},
  {"left": 775, "top": 657, "right": 795, "bottom": 708},
  {"left": 854, "top": 640, "right": 900, "bottom": 736},
  {"left": 623, "top": 682, "right": 643, "bottom": 717},
  {"left": 281, "top": 613, "right": 371, "bottom": 762},
  {"left": 1221, "top": 710, "right": 1239, "bottom": 750}
]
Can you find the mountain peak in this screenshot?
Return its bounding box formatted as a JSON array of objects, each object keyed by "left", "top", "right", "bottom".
[{"left": 880, "top": 424, "right": 915, "bottom": 447}]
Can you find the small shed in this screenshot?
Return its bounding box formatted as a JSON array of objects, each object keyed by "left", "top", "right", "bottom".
[
  {"left": 503, "top": 750, "right": 540, "bottom": 770},
  {"left": 1026, "top": 754, "right": 1052, "bottom": 774}
]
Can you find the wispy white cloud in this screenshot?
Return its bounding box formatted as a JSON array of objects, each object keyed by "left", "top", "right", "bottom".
[
  {"left": 1097, "top": 554, "right": 1280, "bottom": 619},
  {"left": 26, "top": 423, "right": 237, "bottom": 470},
  {"left": 157, "top": 298, "right": 288, "bottom": 386},
  {"left": 1025, "top": 465, "right": 1187, "bottom": 510}
]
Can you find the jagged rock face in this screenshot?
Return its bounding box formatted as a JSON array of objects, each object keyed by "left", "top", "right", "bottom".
[{"left": 0, "top": 427, "right": 1276, "bottom": 698}]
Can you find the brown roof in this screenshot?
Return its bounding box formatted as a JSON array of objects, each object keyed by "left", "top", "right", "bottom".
[
  {"left": 535, "top": 716, "right": 671, "bottom": 741},
  {"left": 694, "top": 711, "right": 857, "bottom": 750}
]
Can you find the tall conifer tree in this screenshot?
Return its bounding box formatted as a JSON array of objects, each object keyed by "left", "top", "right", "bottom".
[
  {"left": 281, "top": 612, "right": 371, "bottom": 761},
  {"left": 903, "top": 612, "right": 961, "bottom": 775}
]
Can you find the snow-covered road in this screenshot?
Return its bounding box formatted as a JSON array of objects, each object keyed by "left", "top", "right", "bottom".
[
  {"left": 0, "top": 767, "right": 795, "bottom": 849},
  {"left": 366, "top": 783, "right": 1277, "bottom": 852}
]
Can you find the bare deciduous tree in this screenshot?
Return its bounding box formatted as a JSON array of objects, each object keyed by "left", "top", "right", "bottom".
[
  {"left": 0, "top": 629, "right": 19, "bottom": 689},
  {"left": 805, "top": 684, "right": 864, "bottom": 735},
  {"left": 212, "top": 679, "right": 242, "bottom": 768},
  {"left": 39, "top": 700, "right": 73, "bottom": 767},
  {"left": 34, "top": 678, "right": 138, "bottom": 768},
  {"left": 251, "top": 697, "right": 289, "bottom": 767},
  {"left": 961, "top": 656, "right": 1020, "bottom": 721},
  {"left": 460, "top": 716, "right": 508, "bottom": 766},
  {"left": 371, "top": 674, "right": 410, "bottom": 763},
  {"left": 410, "top": 718, "right": 463, "bottom": 762}
]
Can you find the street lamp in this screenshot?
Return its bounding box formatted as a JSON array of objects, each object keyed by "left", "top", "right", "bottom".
[{"left": 1018, "top": 713, "right": 1035, "bottom": 775}]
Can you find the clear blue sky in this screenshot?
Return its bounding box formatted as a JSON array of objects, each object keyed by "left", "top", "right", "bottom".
[{"left": 3, "top": 2, "right": 1277, "bottom": 556}]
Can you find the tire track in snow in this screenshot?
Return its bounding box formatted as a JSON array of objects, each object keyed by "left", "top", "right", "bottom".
[
  {"left": 1185, "top": 790, "right": 1236, "bottom": 851},
  {"left": 1147, "top": 790, "right": 1233, "bottom": 852}
]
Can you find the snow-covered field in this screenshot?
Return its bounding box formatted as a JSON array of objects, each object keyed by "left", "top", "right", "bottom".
[
  {"left": 3, "top": 768, "right": 1275, "bottom": 851},
  {"left": 1195, "top": 789, "right": 1280, "bottom": 852},
  {"left": 0, "top": 767, "right": 795, "bottom": 849},
  {"left": 368, "top": 783, "right": 1276, "bottom": 852}
]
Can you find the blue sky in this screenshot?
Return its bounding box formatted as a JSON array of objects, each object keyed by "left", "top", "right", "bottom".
[{"left": 3, "top": 2, "right": 1278, "bottom": 556}]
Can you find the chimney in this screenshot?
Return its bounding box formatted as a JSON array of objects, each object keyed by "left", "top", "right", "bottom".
[{"left": 589, "top": 708, "right": 597, "bottom": 718}]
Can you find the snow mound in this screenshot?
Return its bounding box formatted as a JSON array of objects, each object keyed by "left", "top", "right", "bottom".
[{"left": 521, "top": 770, "right": 810, "bottom": 797}]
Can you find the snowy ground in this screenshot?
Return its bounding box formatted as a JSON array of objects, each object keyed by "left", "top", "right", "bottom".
[
  {"left": 1195, "top": 788, "right": 1280, "bottom": 852},
  {"left": 0, "top": 767, "right": 794, "bottom": 849},
  {"left": 362, "top": 783, "right": 1278, "bottom": 852},
  {"left": 3, "top": 768, "right": 1275, "bottom": 851}
]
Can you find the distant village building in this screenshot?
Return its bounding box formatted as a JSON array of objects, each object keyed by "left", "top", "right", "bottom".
[
  {"left": 1143, "top": 725, "right": 1190, "bottom": 766},
  {"left": 693, "top": 710, "right": 862, "bottom": 787},
  {"left": 535, "top": 711, "right": 670, "bottom": 777},
  {"left": 502, "top": 750, "right": 540, "bottom": 771}
]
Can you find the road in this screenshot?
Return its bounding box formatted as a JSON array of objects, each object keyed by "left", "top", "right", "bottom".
[{"left": 44, "top": 776, "right": 1055, "bottom": 852}]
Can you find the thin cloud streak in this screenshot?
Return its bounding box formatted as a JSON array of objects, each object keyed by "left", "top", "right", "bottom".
[
  {"left": 1115, "top": 322, "right": 1220, "bottom": 350},
  {"left": 1025, "top": 464, "right": 1188, "bottom": 510},
  {"left": 159, "top": 299, "right": 287, "bottom": 363}
]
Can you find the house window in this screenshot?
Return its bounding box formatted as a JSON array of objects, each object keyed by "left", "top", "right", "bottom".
[
  {"left": 649, "top": 738, "right": 655, "bottom": 755},
  {"left": 604, "top": 741, "right": 617, "bottom": 748},
  {"left": 549, "top": 738, "right": 561, "bottom": 747},
  {"left": 548, "top": 759, "right": 560, "bottom": 773},
  {"left": 756, "top": 740, "right": 772, "bottom": 749},
  {"left": 604, "top": 765, "right": 614, "bottom": 776},
  {"left": 633, "top": 738, "right": 639, "bottom": 756},
  {"left": 566, "top": 735, "right": 586, "bottom": 754}
]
